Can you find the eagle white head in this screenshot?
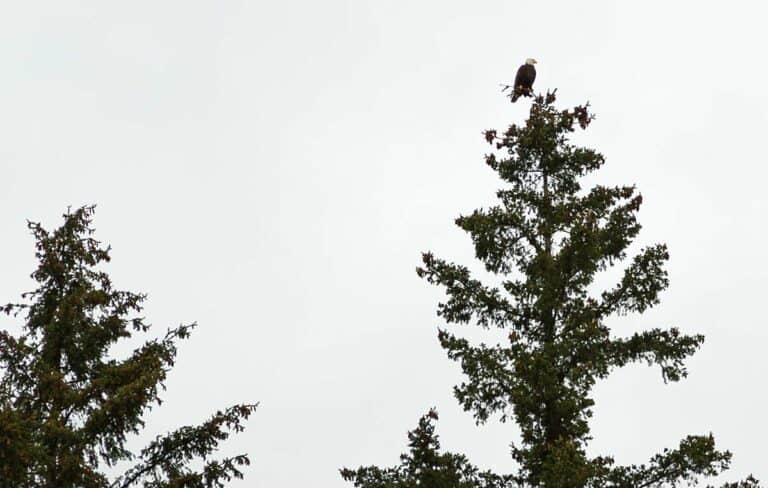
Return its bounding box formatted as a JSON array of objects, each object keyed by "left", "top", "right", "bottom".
[{"left": 525, "top": 58, "right": 537, "bottom": 65}]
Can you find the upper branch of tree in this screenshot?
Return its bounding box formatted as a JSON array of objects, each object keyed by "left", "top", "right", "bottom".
[{"left": 417, "top": 253, "right": 521, "bottom": 328}]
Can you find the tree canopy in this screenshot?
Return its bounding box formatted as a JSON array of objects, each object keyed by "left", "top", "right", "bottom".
[{"left": 0, "top": 206, "right": 256, "bottom": 487}]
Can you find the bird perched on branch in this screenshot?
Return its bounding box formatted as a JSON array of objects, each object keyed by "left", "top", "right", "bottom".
[{"left": 510, "top": 58, "right": 537, "bottom": 102}]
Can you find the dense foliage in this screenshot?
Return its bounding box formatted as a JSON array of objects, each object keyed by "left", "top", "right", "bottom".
[
  {"left": 341, "top": 409, "right": 514, "bottom": 488},
  {"left": 0, "top": 206, "right": 256, "bottom": 487},
  {"left": 344, "top": 91, "right": 759, "bottom": 487}
]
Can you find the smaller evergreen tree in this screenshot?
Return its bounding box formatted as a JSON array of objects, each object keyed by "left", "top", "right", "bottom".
[
  {"left": 0, "top": 206, "right": 256, "bottom": 487},
  {"left": 341, "top": 409, "right": 514, "bottom": 488}
]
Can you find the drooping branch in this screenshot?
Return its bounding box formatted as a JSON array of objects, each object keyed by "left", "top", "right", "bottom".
[
  {"left": 607, "top": 435, "right": 733, "bottom": 487},
  {"left": 417, "top": 253, "right": 522, "bottom": 329},
  {"left": 607, "top": 328, "right": 704, "bottom": 382},
  {"left": 112, "top": 403, "right": 258, "bottom": 488}
]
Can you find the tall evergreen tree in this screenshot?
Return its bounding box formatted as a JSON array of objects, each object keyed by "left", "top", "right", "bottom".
[
  {"left": 0, "top": 206, "right": 256, "bottom": 487},
  {"left": 344, "top": 91, "right": 759, "bottom": 487}
]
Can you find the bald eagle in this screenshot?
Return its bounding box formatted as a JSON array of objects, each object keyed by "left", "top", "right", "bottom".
[{"left": 511, "top": 58, "right": 537, "bottom": 102}]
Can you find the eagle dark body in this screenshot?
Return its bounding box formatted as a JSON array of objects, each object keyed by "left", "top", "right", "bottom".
[{"left": 511, "top": 63, "right": 536, "bottom": 102}]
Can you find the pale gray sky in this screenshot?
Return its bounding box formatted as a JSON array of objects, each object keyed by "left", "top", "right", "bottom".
[{"left": 1, "top": 1, "right": 766, "bottom": 486}]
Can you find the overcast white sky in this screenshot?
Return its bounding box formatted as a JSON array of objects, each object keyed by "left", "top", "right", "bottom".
[{"left": 1, "top": 1, "right": 767, "bottom": 486}]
